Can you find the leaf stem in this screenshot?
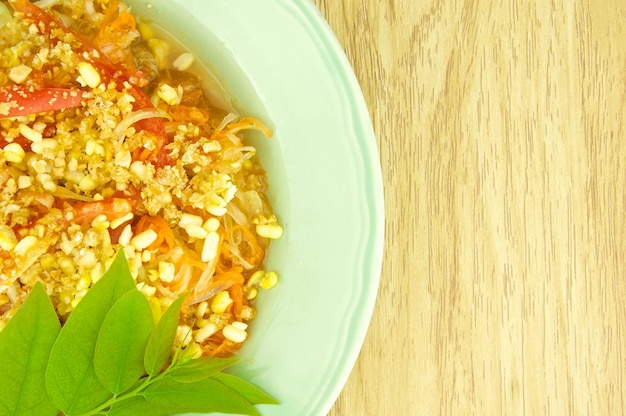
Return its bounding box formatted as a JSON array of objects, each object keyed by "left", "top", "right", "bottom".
[
  {"left": 74, "top": 357, "right": 191, "bottom": 416},
  {"left": 74, "top": 375, "right": 152, "bottom": 416}
]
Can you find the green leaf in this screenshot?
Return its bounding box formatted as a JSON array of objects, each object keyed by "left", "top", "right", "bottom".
[
  {"left": 212, "top": 373, "right": 279, "bottom": 405},
  {"left": 94, "top": 290, "right": 154, "bottom": 395},
  {"left": 45, "top": 250, "right": 135, "bottom": 415},
  {"left": 0, "top": 282, "right": 60, "bottom": 416},
  {"left": 143, "top": 294, "right": 185, "bottom": 376},
  {"left": 142, "top": 377, "right": 261, "bottom": 416},
  {"left": 167, "top": 356, "right": 239, "bottom": 383}
]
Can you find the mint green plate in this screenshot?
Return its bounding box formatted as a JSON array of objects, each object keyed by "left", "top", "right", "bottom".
[{"left": 128, "top": 1, "right": 384, "bottom": 414}]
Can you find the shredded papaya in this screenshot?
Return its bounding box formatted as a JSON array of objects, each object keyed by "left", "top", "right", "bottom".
[
  {"left": 226, "top": 117, "right": 273, "bottom": 138},
  {"left": 225, "top": 225, "right": 266, "bottom": 266}
]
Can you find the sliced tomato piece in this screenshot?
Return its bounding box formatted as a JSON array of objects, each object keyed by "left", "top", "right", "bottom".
[
  {"left": 0, "top": 87, "right": 86, "bottom": 118},
  {"left": 70, "top": 197, "right": 135, "bottom": 225}
]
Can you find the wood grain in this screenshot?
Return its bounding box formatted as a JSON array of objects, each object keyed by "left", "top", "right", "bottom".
[{"left": 313, "top": 0, "right": 626, "bottom": 414}]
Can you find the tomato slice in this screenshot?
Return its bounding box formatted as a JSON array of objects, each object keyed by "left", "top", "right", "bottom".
[
  {"left": 0, "top": 87, "right": 86, "bottom": 118},
  {"left": 70, "top": 197, "right": 135, "bottom": 225}
]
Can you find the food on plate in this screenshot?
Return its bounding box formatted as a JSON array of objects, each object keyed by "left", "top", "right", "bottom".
[{"left": 0, "top": 0, "right": 282, "bottom": 358}]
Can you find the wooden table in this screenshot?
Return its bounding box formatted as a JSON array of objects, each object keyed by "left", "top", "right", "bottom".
[{"left": 314, "top": 1, "right": 626, "bottom": 414}]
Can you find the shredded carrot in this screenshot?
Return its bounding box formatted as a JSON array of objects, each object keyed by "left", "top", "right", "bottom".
[
  {"left": 134, "top": 215, "right": 176, "bottom": 252},
  {"left": 111, "top": 11, "right": 136, "bottom": 32},
  {"left": 205, "top": 336, "right": 236, "bottom": 357},
  {"left": 173, "top": 250, "right": 206, "bottom": 271},
  {"left": 228, "top": 283, "right": 244, "bottom": 319},
  {"left": 100, "top": 0, "right": 120, "bottom": 29},
  {"left": 209, "top": 268, "right": 244, "bottom": 290}
]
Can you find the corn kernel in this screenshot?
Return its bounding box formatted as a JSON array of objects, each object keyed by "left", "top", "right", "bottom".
[
  {"left": 58, "top": 256, "right": 77, "bottom": 276},
  {"left": 194, "top": 322, "right": 218, "bottom": 342},
  {"left": 76, "top": 274, "right": 91, "bottom": 291},
  {"left": 90, "top": 214, "right": 109, "bottom": 230},
  {"left": 32, "top": 121, "right": 46, "bottom": 133},
  {"left": 78, "top": 175, "right": 98, "bottom": 192},
  {"left": 184, "top": 224, "right": 208, "bottom": 239},
  {"left": 231, "top": 321, "right": 248, "bottom": 331},
  {"left": 131, "top": 229, "right": 157, "bottom": 250},
  {"left": 222, "top": 324, "right": 247, "bottom": 343},
  {"left": 110, "top": 212, "right": 133, "bottom": 229},
  {"left": 256, "top": 223, "right": 283, "bottom": 239},
  {"left": 202, "top": 140, "right": 221, "bottom": 153},
  {"left": 60, "top": 291, "right": 72, "bottom": 305},
  {"left": 76, "top": 250, "right": 97, "bottom": 268},
  {"left": 157, "top": 83, "right": 182, "bottom": 106},
  {"left": 185, "top": 342, "right": 203, "bottom": 359},
  {"left": 77, "top": 61, "right": 101, "bottom": 88},
  {"left": 65, "top": 171, "right": 84, "bottom": 184},
  {"left": 3, "top": 142, "right": 25, "bottom": 163},
  {"left": 158, "top": 261, "right": 175, "bottom": 283},
  {"left": 14, "top": 235, "right": 37, "bottom": 256},
  {"left": 30, "top": 138, "right": 58, "bottom": 154},
  {"left": 203, "top": 217, "right": 220, "bottom": 233},
  {"left": 8, "top": 64, "right": 32, "bottom": 84},
  {"left": 37, "top": 173, "right": 57, "bottom": 192},
  {"left": 0, "top": 225, "right": 18, "bottom": 251},
  {"left": 40, "top": 253, "right": 57, "bottom": 270},
  {"left": 118, "top": 224, "right": 133, "bottom": 246},
  {"left": 172, "top": 52, "right": 195, "bottom": 71},
  {"left": 115, "top": 149, "right": 132, "bottom": 168},
  {"left": 245, "top": 287, "right": 258, "bottom": 301},
  {"left": 137, "top": 23, "right": 154, "bottom": 40},
  {"left": 85, "top": 140, "right": 105, "bottom": 156},
  {"left": 141, "top": 249, "right": 152, "bottom": 262},
  {"left": 138, "top": 22, "right": 154, "bottom": 40},
  {"left": 240, "top": 305, "right": 256, "bottom": 321},
  {"left": 139, "top": 283, "right": 156, "bottom": 297},
  {"left": 176, "top": 325, "right": 193, "bottom": 347},
  {"left": 148, "top": 38, "right": 170, "bottom": 69},
  {"left": 196, "top": 318, "right": 211, "bottom": 328},
  {"left": 246, "top": 270, "right": 265, "bottom": 288},
  {"left": 201, "top": 231, "right": 219, "bottom": 262},
  {"left": 17, "top": 175, "right": 32, "bottom": 189},
  {"left": 85, "top": 140, "right": 96, "bottom": 155},
  {"left": 195, "top": 301, "right": 208, "bottom": 319},
  {"left": 179, "top": 213, "right": 203, "bottom": 228},
  {"left": 210, "top": 290, "right": 232, "bottom": 314},
  {"left": 18, "top": 123, "right": 42, "bottom": 143},
  {"left": 260, "top": 272, "right": 278, "bottom": 290},
  {"left": 130, "top": 161, "right": 150, "bottom": 180}
]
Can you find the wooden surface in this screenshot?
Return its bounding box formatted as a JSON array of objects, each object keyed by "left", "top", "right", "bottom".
[{"left": 314, "top": 0, "right": 626, "bottom": 414}]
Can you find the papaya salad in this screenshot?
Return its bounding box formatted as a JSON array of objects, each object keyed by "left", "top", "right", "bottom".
[{"left": 0, "top": 0, "right": 282, "bottom": 357}]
